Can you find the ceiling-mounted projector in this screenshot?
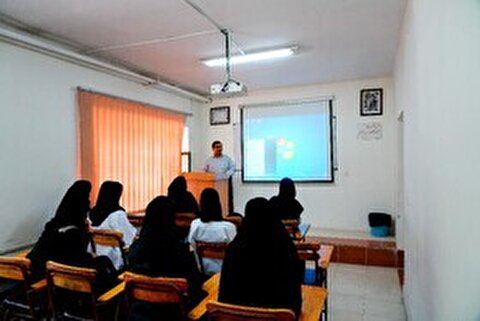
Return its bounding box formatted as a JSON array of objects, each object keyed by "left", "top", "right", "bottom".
[
  {"left": 210, "top": 79, "right": 247, "bottom": 96},
  {"left": 208, "top": 29, "right": 248, "bottom": 97}
]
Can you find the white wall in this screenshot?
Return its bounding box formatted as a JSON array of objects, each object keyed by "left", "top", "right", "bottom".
[
  {"left": 394, "top": 0, "right": 480, "bottom": 320},
  {"left": 0, "top": 41, "right": 198, "bottom": 252},
  {"left": 194, "top": 78, "right": 398, "bottom": 232}
]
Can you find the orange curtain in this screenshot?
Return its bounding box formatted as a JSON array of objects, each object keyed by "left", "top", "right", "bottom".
[{"left": 77, "top": 90, "right": 186, "bottom": 212}]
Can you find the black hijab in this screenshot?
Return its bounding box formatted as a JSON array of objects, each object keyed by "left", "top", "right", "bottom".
[
  {"left": 239, "top": 198, "right": 286, "bottom": 249},
  {"left": 199, "top": 188, "right": 222, "bottom": 222},
  {"left": 51, "top": 180, "right": 92, "bottom": 229},
  {"left": 219, "top": 197, "right": 302, "bottom": 316},
  {"left": 167, "top": 176, "right": 199, "bottom": 214},
  {"left": 270, "top": 177, "right": 304, "bottom": 220},
  {"left": 129, "top": 196, "right": 185, "bottom": 276},
  {"left": 138, "top": 196, "right": 177, "bottom": 245},
  {"left": 127, "top": 197, "right": 206, "bottom": 319},
  {"left": 128, "top": 196, "right": 204, "bottom": 300},
  {"left": 28, "top": 180, "right": 92, "bottom": 281},
  {"left": 278, "top": 177, "right": 296, "bottom": 199},
  {"left": 89, "top": 181, "right": 124, "bottom": 226},
  {"left": 168, "top": 176, "right": 188, "bottom": 199}
]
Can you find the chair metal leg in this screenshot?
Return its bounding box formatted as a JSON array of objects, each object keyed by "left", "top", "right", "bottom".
[
  {"left": 2, "top": 308, "right": 10, "bottom": 321},
  {"left": 318, "top": 268, "right": 328, "bottom": 321},
  {"left": 323, "top": 296, "right": 328, "bottom": 321}
]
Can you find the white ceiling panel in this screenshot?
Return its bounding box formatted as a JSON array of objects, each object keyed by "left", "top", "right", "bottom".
[{"left": 0, "top": 0, "right": 407, "bottom": 95}]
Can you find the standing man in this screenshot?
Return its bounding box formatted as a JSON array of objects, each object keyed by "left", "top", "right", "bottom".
[{"left": 204, "top": 140, "right": 235, "bottom": 214}]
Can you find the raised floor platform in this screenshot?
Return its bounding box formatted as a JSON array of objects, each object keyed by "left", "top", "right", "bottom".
[{"left": 307, "top": 228, "right": 404, "bottom": 269}]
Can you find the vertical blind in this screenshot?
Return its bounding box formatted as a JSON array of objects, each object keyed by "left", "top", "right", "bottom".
[{"left": 77, "top": 90, "right": 186, "bottom": 212}]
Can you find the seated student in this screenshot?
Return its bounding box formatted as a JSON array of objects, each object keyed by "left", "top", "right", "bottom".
[
  {"left": 218, "top": 197, "right": 302, "bottom": 317},
  {"left": 88, "top": 181, "right": 136, "bottom": 270},
  {"left": 168, "top": 176, "right": 199, "bottom": 241},
  {"left": 167, "top": 176, "right": 199, "bottom": 214},
  {"left": 188, "top": 188, "right": 236, "bottom": 276},
  {"left": 128, "top": 196, "right": 205, "bottom": 321},
  {"left": 27, "top": 180, "right": 117, "bottom": 292},
  {"left": 270, "top": 177, "right": 304, "bottom": 220}
]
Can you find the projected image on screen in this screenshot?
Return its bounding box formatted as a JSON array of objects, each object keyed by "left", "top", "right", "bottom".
[{"left": 242, "top": 100, "right": 333, "bottom": 182}]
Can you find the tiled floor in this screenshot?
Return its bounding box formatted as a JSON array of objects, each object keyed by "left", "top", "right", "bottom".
[{"left": 328, "top": 263, "right": 406, "bottom": 321}]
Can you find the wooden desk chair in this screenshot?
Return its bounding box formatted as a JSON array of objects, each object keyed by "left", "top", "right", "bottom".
[
  {"left": 46, "top": 261, "right": 119, "bottom": 321},
  {"left": 175, "top": 212, "right": 197, "bottom": 229},
  {"left": 127, "top": 214, "right": 144, "bottom": 227},
  {"left": 295, "top": 242, "right": 331, "bottom": 321},
  {"left": 281, "top": 219, "right": 300, "bottom": 233},
  {"left": 0, "top": 257, "right": 47, "bottom": 320},
  {"left": 207, "top": 300, "right": 296, "bottom": 321},
  {"left": 14, "top": 249, "right": 32, "bottom": 258},
  {"left": 123, "top": 271, "right": 188, "bottom": 321},
  {"left": 127, "top": 212, "right": 197, "bottom": 229},
  {"left": 224, "top": 216, "right": 242, "bottom": 230},
  {"left": 194, "top": 242, "right": 229, "bottom": 276},
  {"left": 281, "top": 219, "right": 303, "bottom": 240},
  {"left": 89, "top": 229, "right": 128, "bottom": 267},
  {"left": 188, "top": 275, "right": 327, "bottom": 321},
  {"left": 295, "top": 242, "right": 321, "bottom": 285}
]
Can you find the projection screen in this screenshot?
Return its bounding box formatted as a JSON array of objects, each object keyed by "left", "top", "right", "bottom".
[{"left": 241, "top": 99, "right": 334, "bottom": 182}]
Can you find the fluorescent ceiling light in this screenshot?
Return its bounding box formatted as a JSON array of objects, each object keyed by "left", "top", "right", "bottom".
[{"left": 203, "top": 47, "right": 296, "bottom": 67}]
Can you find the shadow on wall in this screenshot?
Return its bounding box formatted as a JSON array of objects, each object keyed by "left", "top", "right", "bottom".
[{"left": 1, "top": 210, "right": 50, "bottom": 253}]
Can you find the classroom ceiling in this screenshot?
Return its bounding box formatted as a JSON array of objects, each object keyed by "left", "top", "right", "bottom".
[{"left": 0, "top": 0, "right": 406, "bottom": 97}]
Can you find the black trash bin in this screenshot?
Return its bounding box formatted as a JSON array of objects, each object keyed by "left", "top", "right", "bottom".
[{"left": 368, "top": 212, "right": 391, "bottom": 237}]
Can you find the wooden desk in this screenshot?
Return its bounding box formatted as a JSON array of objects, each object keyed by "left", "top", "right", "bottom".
[
  {"left": 188, "top": 273, "right": 327, "bottom": 321},
  {"left": 15, "top": 249, "right": 31, "bottom": 257},
  {"left": 318, "top": 245, "right": 334, "bottom": 321},
  {"left": 29, "top": 279, "right": 47, "bottom": 292},
  {"left": 98, "top": 281, "right": 125, "bottom": 302},
  {"left": 201, "top": 272, "right": 220, "bottom": 293},
  {"left": 187, "top": 273, "right": 220, "bottom": 320},
  {"left": 295, "top": 223, "right": 311, "bottom": 241},
  {"left": 97, "top": 274, "right": 221, "bottom": 315},
  {"left": 318, "top": 245, "right": 334, "bottom": 289},
  {"left": 282, "top": 220, "right": 311, "bottom": 241},
  {"left": 319, "top": 245, "right": 334, "bottom": 270},
  {"left": 300, "top": 285, "right": 327, "bottom": 321}
]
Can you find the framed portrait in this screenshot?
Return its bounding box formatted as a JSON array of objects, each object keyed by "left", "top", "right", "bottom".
[
  {"left": 360, "top": 88, "right": 383, "bottom": 116},
  {"left": 210, "top": 106, "right": 230, "bottom": 125}
]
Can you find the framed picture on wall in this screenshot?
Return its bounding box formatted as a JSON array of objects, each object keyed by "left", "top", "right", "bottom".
[
  {"left": 360, "top": 88, "right": 383, "bottom": 116},
  {"left": 210, "top": 106, "right": 230, "bottom": 125}
]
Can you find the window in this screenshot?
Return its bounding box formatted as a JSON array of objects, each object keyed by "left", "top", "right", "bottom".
[
  {"left": 77, "top": 90, "right": 186, "bottom": 211},
  {"left": 181, "top": 126, "right": 191, "bottom": 172}
]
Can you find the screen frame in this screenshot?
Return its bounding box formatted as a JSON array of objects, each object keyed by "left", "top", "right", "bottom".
[{"left": 240, "top": 99, "right": 335, "bottom": 183}]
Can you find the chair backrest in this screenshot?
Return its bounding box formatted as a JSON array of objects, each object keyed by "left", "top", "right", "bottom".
[
  {"left": 224, "top": 216, "right": 242, "bottom": 230},
  {"left": 207, "top": 301, "right": 296, "bottom": 321},
  {"left": 0, "top": 256, "right": 30, "bottom": 282},
  {"left": 46, "top": 261, "right": 98, "bottom": 320},
  {"left": 128, "top": 211, "right": 196, "bottom": 229},
  {"left": 90, "top": 229, "right": 128, "bottom": 267},
  {"left": 175, "top": 212, "right": 197, "bottom": 228},
  {"left": 127, "top": 212, "right": 144, "bottom": 227},
  {"left": 0, "top": 256, "right": 45, "bottom": 319},
  {"left": 195, "top": 242, "right": 229, "bottom": 275},
  {"left": 295, "top": 241, "right": 320, "bottom": 260},
  {"left": 281, "top": 219, "right": 300, "bottom": 234},
  {"left": 124, "top": 272, "right": 188, "bottom": 320},
  {"left": 0, "top": 257, "right": 31, "bottom": 304}
]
